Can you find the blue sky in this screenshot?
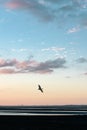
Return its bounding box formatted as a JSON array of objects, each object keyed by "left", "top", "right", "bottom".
[{"left": 0, "top": 0, "right": 87, "bottom": 105}]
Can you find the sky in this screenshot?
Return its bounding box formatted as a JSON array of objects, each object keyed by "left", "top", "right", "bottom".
[{"left": 0, "top": 0, "right": 87, "bottom": 105}]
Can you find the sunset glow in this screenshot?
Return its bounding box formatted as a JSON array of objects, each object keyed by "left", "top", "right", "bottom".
[{"left": 0, "top": 0, "right": 87, "bottom": 105}]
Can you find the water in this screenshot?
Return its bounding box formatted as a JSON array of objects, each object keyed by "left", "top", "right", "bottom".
[
  {"left": 0, "top": 106, "right": 87, "bottom": 115},
  {"left": 0, "top": 106, "right": 87, "bottom": 130},
  {"left": 0, "top": 109, "right": 87, "bottom": 116}
]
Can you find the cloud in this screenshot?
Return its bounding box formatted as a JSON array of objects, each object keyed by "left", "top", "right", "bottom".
[
  {"left": 0, "top": 57, "right": 66, "bottom": 74},
  {"left": 3, "top": 0, "right": 87, "bottom": 27},
  {"left": 11, "top": 48, "right": 28, "bottom": 52},
  {"left": 65, "top": 76, "right": 71, "bottom": 78},
  {"left": 0, "top": 68, "right": 15, "bottom": 74},
  {"left": 82, "top": 72, "right": 87, "bottom": 76},
  {"left": 5, "top": 0, "right": 54, "bottom": 22},
  {"left": 76, "top": 57, "right": 87, "bottom": 63},
  {"left": 5, "top": 0, "right": 23, "bottom": 9},
  {"left": 67, "top": 26, "right": 80, "bottom": 33},
  {"left": 27, "top": 58, "right": 66, "bottom": 74},
  {"left": 69, "top": 42, "right": 78, "bottom": 45},
  {"left": 42, "top": 47, "right": 65, "bottom": 52},
  {"left": 0, "top": 58, "right": 17, "bottom": 67},
  {"left": 84, "top": 72, "right": 87, "bottom": 76},
  {"left": 81, "top": 16, "right": 87, "bottom": 28}
]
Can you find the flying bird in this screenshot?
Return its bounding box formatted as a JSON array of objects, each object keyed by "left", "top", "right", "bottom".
[{"left": 38, "top": 84, "right": 43, "bottom": 93}]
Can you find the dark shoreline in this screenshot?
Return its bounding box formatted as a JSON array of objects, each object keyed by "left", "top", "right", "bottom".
[
  {"left": 0, "top": 115, "right": 87, "bottom": 130},
  {"left": 0, "top": 105, "right": 87, "bottom": 129}
]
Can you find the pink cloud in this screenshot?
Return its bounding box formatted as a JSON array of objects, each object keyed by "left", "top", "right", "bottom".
[
  {"left": 33, "top": 70, "right": 53, "bottom": 74},
  {"left": 0, "top": 59, "right": 6, "bottom": 65},
  {"left": 5, "top": 0, "right": 27, "bottom": 9},
  {"left": 0, "top": 68, "right": 15, "bottom": 74},
  {"left": 16, "top": 60, "right": 38, "bottom": 69},
  {"left": 0, "top": 57, "right": 66, "bottom": 74}
]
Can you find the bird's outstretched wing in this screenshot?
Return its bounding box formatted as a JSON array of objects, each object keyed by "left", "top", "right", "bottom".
[{"left": 38, "top": 84, "right": 43, "bottom": 93}]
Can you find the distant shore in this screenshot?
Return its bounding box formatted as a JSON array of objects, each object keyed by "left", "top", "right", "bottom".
[{"left": 0, "top": 105, "right": 87, "bottom": 110}]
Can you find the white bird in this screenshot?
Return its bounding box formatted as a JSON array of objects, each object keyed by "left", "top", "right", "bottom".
[{"left": 38, "top": 84, "right": 43, "bottom": 93}]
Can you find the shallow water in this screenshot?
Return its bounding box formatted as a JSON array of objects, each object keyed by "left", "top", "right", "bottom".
[
  {"left": 0, "top": 109, "right": 87, "bottom": 116},
  {"left": 0, "top": 106, "right": 87, "bottom": 115}
]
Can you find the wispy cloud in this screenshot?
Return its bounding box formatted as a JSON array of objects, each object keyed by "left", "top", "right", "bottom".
[
  {"left": 65, "top": 76, "right": 71, "bottom": 78},
  {"left": 5, "top": 0, "right": 54, "bottom": 22},
  {"left": 67, "top": 26, "right": 80, "bottom": 33},
  {"left": 84, "top": 72, "right": 87, "bottom": 76},
  {"left": 0, "top": 57, "right": 66, "bottom": 74},
  {"left": 42, "top": 47, "right": 65, "bottom": 52},
  {"left": 2, "top": 0, "right": 87, "bottom": 27},
  {"left": 76, "top": 57, "right": 87, "bottom": 63},
  {"left": 11, "top": 48, "right": 28, "bottom": 52},
  {"left": 69, "top": 42, "right": 78, "bottom": 45}
]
